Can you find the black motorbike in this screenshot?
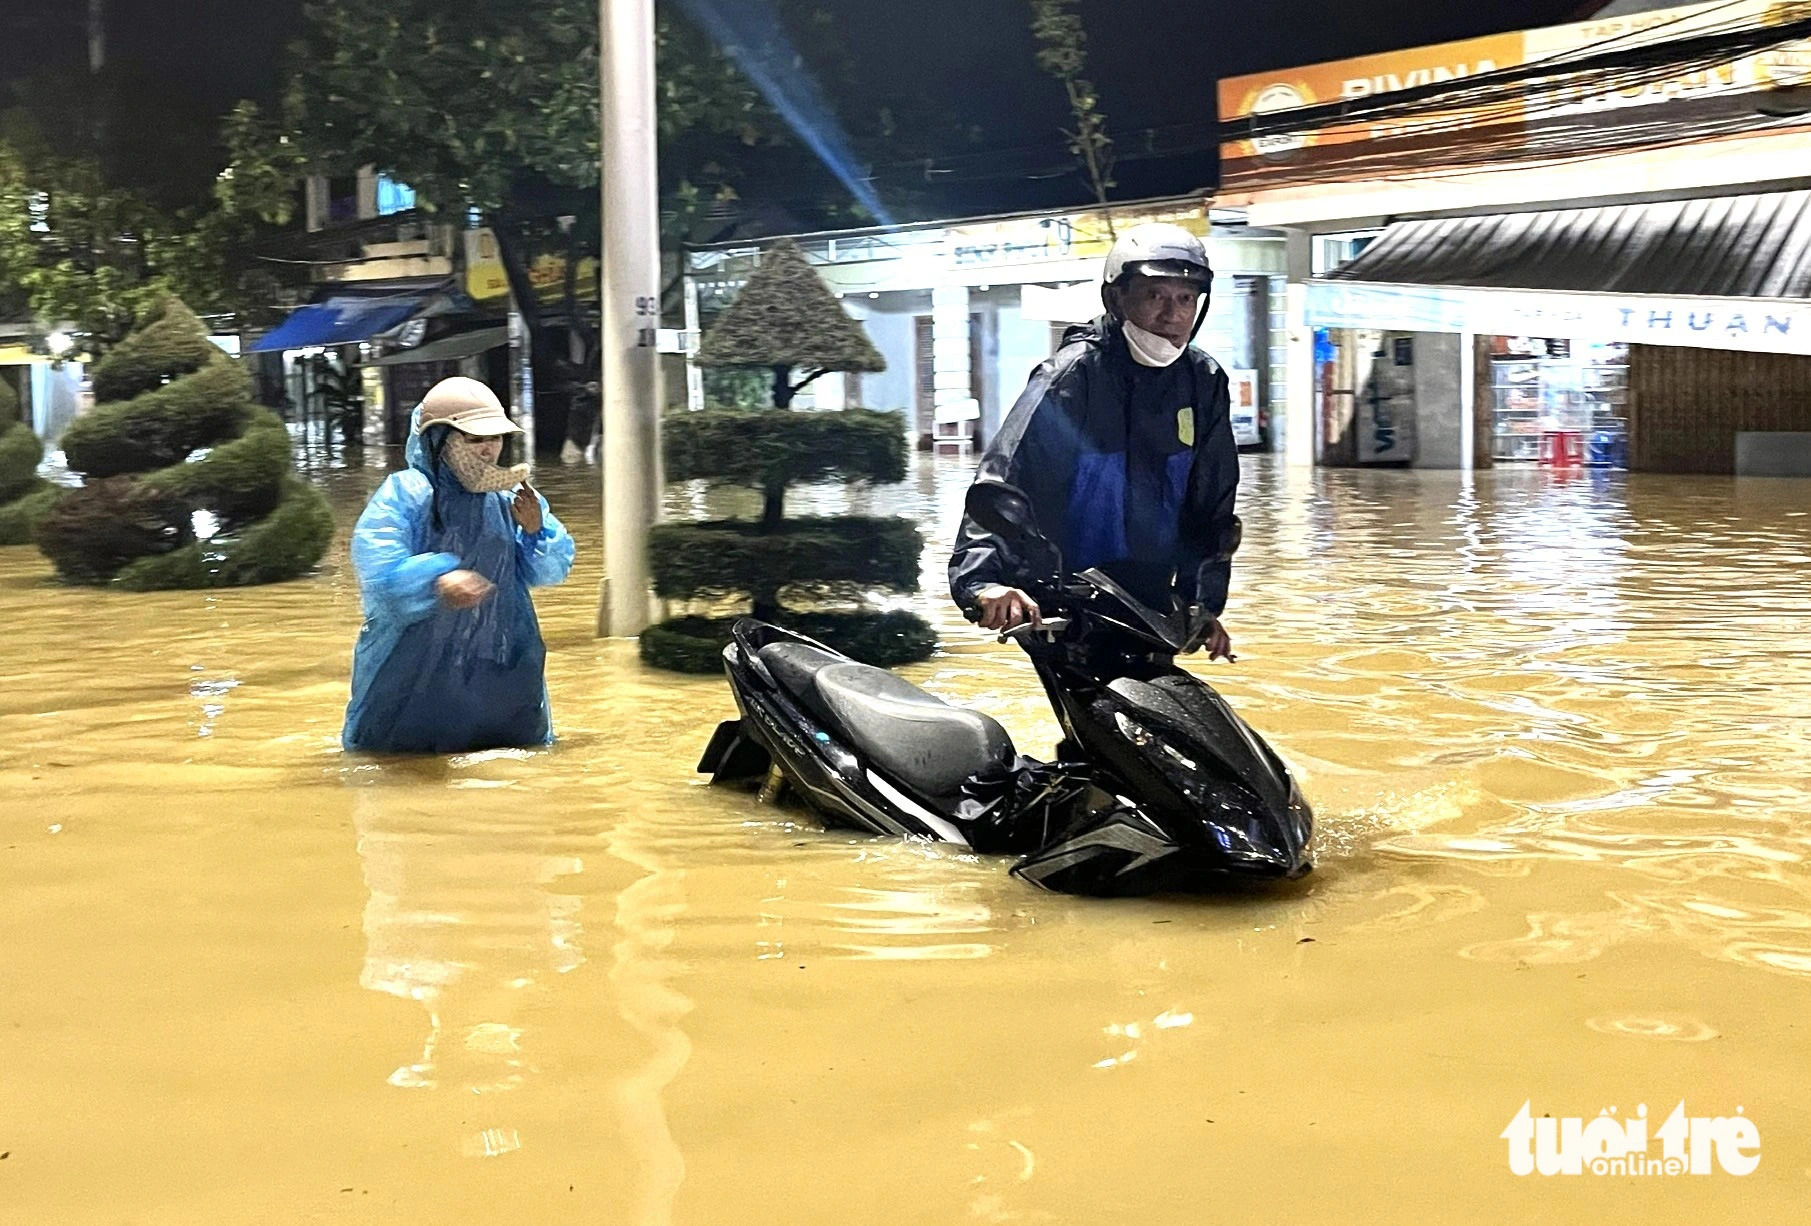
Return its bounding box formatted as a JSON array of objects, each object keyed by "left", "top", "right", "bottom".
[{"left": 697, "top": 482, "right": 1313, "bottom": 896}]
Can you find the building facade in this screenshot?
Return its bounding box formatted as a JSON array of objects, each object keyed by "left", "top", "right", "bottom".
[
  {"left": 247, "top": 166, "right": 547, "bottom": 455},
  {"left": 1216, "top": 0, "right": 1811, "bottom": 475},
  {"left": 682, "top": 198, "right": 1289, "bottom": 455},
  {"left": 0, "top": 334, "right": 85, "bottom": 444}
]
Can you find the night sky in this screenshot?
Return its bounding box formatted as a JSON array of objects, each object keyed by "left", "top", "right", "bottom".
[
  {"left": 0, "top": 0, "right": 305, "bottom": 204},
  {"left": 1, "top": 0, "right": 1590, "bottom": 212},
  {"left": 843, "top": 0, "right": 1589, "bottom": 206}
]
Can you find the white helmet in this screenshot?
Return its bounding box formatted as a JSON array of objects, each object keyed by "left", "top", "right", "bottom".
[
  {"left": 1103, "top": 223, "right": 1214, "bottom": 293},
  {"left": 415, "top": 376, "right": 522, "bottom": 437}
]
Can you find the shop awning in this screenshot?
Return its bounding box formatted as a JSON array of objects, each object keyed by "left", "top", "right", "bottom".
[
  {"left": 363, "top": 327, "right": 509, "bottom": 367},
  {"left": 247, "top": 294, "right": 431, "bottom": 353},
  {"left": 1309, "top": 191, "right": 1811, "bottom": 358},
  {"left": 1329, "top": 191, "right": 1811, "bottom": 299}
]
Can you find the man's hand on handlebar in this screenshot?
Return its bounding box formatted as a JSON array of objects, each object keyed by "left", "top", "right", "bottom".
[
  {"left": 974, "top": 584, "right": 1042, "bottom": 632},
  {"left": 1181, "top": 607, "right": 1236, "bottom": 663}
]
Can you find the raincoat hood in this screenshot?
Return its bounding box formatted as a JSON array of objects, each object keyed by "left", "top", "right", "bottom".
[
  {"left": 406, "top": 412, "right": 438, "bottom": 474},
  {"left": 407, "top": 412, "right": 463, "bottom": 484}
]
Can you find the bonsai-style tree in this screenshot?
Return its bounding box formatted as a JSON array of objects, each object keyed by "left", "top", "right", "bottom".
[
  {"left": 696, "top": 238, "right": 887, "bottom": 413},
  {"left": 640, "top": 241, "right": 936, "bottom": 674},
  {"left": 36, "top": 297, "right": 334, "bottom": 588},
  {"left": 0, "top": 379, "right": 58, "bottom": 545}
]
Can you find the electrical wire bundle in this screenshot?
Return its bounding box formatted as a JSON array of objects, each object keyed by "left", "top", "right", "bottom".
[{"left": 1223, "top": 0, "right": 1811, "bottom": 189}]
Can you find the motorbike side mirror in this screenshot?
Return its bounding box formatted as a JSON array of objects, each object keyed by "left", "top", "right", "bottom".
[{"left": 966, "top": 481, "right": 1064, "bottom": 577}]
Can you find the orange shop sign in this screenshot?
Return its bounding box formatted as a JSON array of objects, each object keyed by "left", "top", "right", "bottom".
[{"left": 1219, "top": 30, "right": 1524, "bottom": 163}]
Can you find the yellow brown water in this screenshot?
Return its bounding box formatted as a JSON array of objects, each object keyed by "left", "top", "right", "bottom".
[{"left": 3, "top": 455, "right": 1809, "bottom": 1223}]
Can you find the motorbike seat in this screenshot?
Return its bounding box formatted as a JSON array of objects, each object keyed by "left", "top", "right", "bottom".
[
  {"left": 758, "top": 642, "right": 845, "bottom": 696},
  {"left": 757, "top": 643, "right": 1015, "bottom": 800}
]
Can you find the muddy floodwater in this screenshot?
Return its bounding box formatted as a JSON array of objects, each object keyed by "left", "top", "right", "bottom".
[{"left": 4, "top": 454, "right": 1809, "bottom": 1223}]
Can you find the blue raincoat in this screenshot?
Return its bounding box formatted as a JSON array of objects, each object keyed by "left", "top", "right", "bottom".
[
  {"left": 343, "top": 423, "right": 575, "bottom": 754},
  {"left": 950, "top": 316, "right": 1240, "bottom": 614}
]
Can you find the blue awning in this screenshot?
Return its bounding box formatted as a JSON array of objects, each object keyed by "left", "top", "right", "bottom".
[{"left": 247, "top": 294, "right": 429, "bottom": 353}]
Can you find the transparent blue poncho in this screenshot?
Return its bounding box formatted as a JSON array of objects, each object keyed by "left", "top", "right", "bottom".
[{"left": 342, "top": 421, "right": 575, "bottom": 754}]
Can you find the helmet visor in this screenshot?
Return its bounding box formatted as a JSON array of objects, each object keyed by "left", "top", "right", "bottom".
[{"left": 1115, "top": 259, "right": 1214, "bottom": 292}]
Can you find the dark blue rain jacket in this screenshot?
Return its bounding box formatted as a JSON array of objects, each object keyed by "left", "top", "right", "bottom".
[
  {"left": 343, "top": 421, "right": 575, "bottom": 754},
  {"left": 950, "top": 316, "right": 1240, "bottom": 614}
]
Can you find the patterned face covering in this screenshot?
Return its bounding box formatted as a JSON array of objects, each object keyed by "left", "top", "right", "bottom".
[{"left": 443, "top": 430, "right": 530, "bottom": 493}]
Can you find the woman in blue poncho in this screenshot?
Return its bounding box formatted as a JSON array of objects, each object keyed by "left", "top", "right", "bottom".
[{"left": 343, "top": 377, "right": 576, "bottom": 754}]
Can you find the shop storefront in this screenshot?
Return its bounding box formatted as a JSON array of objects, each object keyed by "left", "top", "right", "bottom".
[
  {"left": 248, "top": 271, "right": 531, "bottom": 454},
  {"left": 1303, "top": 191, "right": 1811, "bottom": 472},
  {"left": 359, "top": 323, "right": 513, "bottom": 446},
  {"left": 249, "top": 179, "right": 539, "bottom": 456},
  {"left": 1214, "top": 0, "right": 1811, "bottom": 473},
  {"left": 1486, "top": 338, "right": 1628, "bottom": 467},
  {"left": 1314, "top": 329, "right": 1632, "bottom": 469},
  {"left": 248, "top": 291, "right": 447, "bottom": 452}
]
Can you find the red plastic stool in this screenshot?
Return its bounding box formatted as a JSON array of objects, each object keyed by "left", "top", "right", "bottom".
[{"left": 1538, "top": 430, "right": 1584, "bottom": 469}]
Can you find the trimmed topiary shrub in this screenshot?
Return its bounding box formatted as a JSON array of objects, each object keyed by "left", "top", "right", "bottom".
[
  {"left": 664, "top": 407, "right": 908, "bottom": 506},
  {"left": 652, "top": 517, "right": 924, "bottom": 603},
  {"left": 0, "top": 379, "right": 59, "bottom": 546},
  {"left": 0, "top": 484, "right": 60, "bottom": 546},
  {"left": 0, "top": 377, "right": 37, "bottom": 497},
  {"left": 641, "top": 611, "right": 940, "bottom": 676},
  {"left": 33, "top": 477, "right": 194, "bottom": 583},
  {"left": 643, "top": 240, "right": 934, "bottom": 674},
  {"left": 35, "top": 297, "right": 334, "bottom": 587},
  {"left": 694, "top": 238, "right": 885, "bottom": 409}
]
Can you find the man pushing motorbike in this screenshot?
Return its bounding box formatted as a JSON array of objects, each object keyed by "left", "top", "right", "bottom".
[{"left": 949, "top": 222, "right": 1241, "bottom": 661}]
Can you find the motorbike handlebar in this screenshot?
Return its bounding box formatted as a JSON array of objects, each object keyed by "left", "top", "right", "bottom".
[
  {"left": 1001, "top": 617, "right": 1069, "bottom": 644},
  {"left": 967, "top": 574, "right": 1184, "bottom": 649}
]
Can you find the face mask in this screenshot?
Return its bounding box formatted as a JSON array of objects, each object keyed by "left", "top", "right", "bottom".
[
  {"left": 1123, "top": 318, "right": 1187, "bottom": 368},
  {"left": 442, "top": 431, "right": 530, "bottom": 494}
]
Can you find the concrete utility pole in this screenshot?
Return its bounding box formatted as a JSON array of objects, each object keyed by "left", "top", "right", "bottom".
[{"left": 596, "top": 0, "right": 664, "bottom": 637}]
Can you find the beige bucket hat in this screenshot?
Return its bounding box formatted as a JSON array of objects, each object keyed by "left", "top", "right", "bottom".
[{"left": 415, "top": 376, "right": 523, "bottom": 437}]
